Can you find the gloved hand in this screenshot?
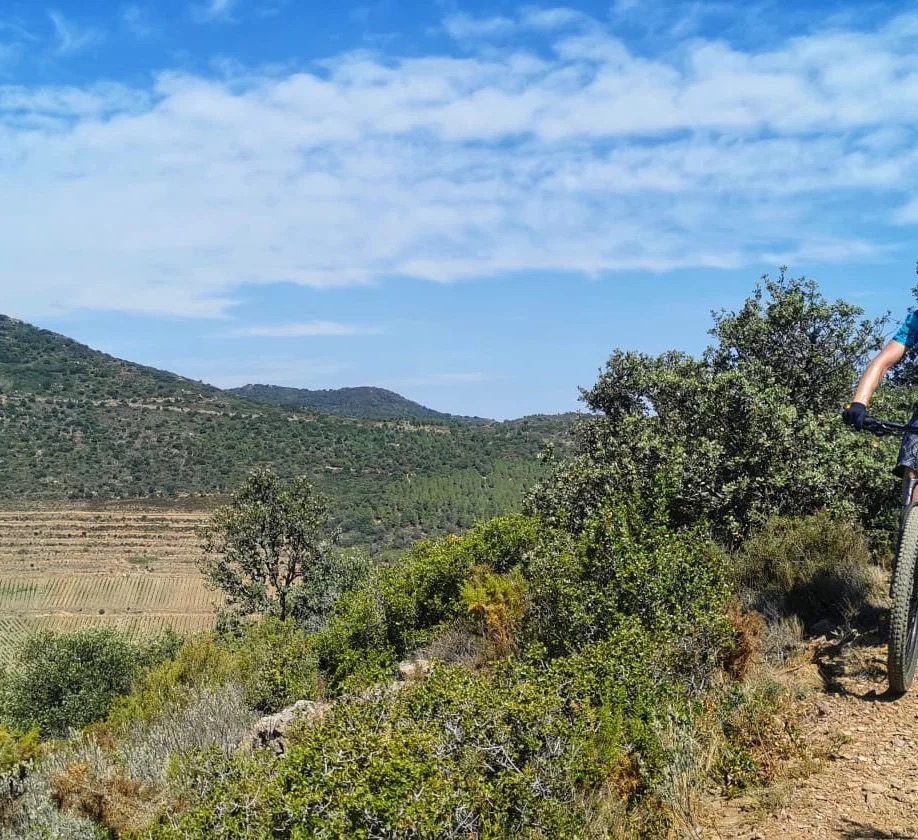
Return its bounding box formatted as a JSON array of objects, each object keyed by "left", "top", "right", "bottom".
[{"left": 842, "top": 401, "right": 868, "bottom": 430}]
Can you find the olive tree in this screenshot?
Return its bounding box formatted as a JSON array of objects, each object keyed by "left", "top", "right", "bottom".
[{"left": 200, "top": 469, "right": 360, "bottom": 629}]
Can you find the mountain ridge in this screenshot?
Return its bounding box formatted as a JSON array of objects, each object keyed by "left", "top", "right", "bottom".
[
  {"left": 227, "top": 383, "right": 490, "bottom": 423},
  {"left": 0, "top": 314, "right": 575, "bottom": 550}
]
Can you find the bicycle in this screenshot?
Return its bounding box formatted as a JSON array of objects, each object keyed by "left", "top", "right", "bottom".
[{"left": 860, "top": 414, "right": 918, "bottom": 693}]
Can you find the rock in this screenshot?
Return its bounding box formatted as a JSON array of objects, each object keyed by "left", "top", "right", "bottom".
[
  {"left": 398, "top": 659, "right": 433, "bottom": 681},
  {"left": 242, "top": 699, "right": 328, "bottom": 755}
]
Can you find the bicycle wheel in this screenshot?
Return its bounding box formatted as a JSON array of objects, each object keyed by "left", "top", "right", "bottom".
[{"left": 888, "top": 505, "right": 918, "bottom": 694}]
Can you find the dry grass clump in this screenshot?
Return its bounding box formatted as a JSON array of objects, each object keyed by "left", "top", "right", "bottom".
[
  {"left": 1, "top": 683, "right": 256, "bottom": 839},
  {"left": 759, "top": 615, "right": 806, "bottom": 666}
]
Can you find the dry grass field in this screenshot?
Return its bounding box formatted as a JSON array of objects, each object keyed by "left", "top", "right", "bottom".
[{"left": 0, "top": 501, "right": 223, "bottom": 664}]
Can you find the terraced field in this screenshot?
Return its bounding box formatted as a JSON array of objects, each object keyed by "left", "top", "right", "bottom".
[{"left": 0, "top": 503, "right": 222, "bottom": 664}]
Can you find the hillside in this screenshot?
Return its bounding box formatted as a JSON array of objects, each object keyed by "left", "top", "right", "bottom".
[
  {"left": 228, "top": 383, "right": 485, "bottom": 422},
  {"left": 0, "top": 316, "right": 574, "bottom": 551}
]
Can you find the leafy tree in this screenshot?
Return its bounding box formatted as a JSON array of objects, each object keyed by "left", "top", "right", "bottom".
[
  {"left": 706, "top": 270, "right": 885, "bottom": 410},
  {"left": 199, "top": 469, "right": 349, "bottom": 628},
  {"left": 528, "top": 272, "right": 894, "bottom": 543}
]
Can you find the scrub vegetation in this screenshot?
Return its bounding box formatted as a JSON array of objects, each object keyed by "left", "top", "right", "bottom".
[{"left": 0, "top": 273, "right": 909, "bottom": 838}]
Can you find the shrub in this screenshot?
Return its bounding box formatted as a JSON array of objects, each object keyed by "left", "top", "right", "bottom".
[
  {"left": 460, "top": 566, "right": 528, "bottom": 659},
  {"left": 0, "top": 735, "right": 110, "bottom": 840},
  {"left": 735, "top": 510, "right": 878, "bottom": 628},
  {"left": 221, "top": 618, "right": 320, "bottom": 713},
  {"left": 527, "top": 274, "right": 893, "bottom": 543},
  {"left": 0, "top": 725, "right": 41, "bottom": 821},
  {"left": 108, "top": 635, "right": 237, "bottom": 728},
  {"left": 146, "top": 636, "right": 685, "bottom": 840},
  {"left": 0, "top": 629, "right": 168, "bottom": 737},
  {"left": 314, "top": 515, "right": 540, "bottom": 691},
  {"left": 2, "top": 683, "right": 257, "bottom": 840},
  {"left": 714, "top": 677, "right": 811, "bottom": 793},
  {"left": 522, "top": 492, "right": 732, "bottom": 677},
  {"left": 311, "top": 587, "right": 394, "bottom": 693}
]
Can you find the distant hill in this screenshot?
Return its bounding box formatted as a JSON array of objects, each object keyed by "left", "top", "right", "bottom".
[
  {"left": 0, "top": 314, "right": 223, "bottom": 402},
  {"left": 0, "top": 315, "right": 575, "bottom": 551},
  {"left": 228, "top": 384, "right": 486, "bottom": 422}
]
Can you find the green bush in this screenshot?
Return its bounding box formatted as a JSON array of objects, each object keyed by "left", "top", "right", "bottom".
[
  {"left": 147, "top": 629, "right": 686, "bottom": 840},
  {"left": 735, "top": 511, "right": 877, "bottom": 627},
  {"left": 108, "top": 635, "right": 237, "bottom": 728},
  {"left": 311, "top": 587, "right": 395, "bottom": 693},
  {"left": 0, "top": 629, "right": 174, "bottom": 737},
  {"left": 314, "top": 515, "right": 540, "bottom": 691},
  {"left": 222, "top": 618, "right": 320, "bottom": 713},
  {"left": 522, "top": 492, "right": 732, "bottom": 678},
  {"left": 528, "top": 274, "right": 893, "bottom": 543},
  {"left": 111, "top": 620, "right": 320, "bottom": 726}
]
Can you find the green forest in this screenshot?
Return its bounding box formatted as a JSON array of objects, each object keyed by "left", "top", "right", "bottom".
[
  {"left": 0, "top": 315, "right": 573, "bottom": 551},
  {"left": 0, "top": 274, "right": 913, "bottom": 838}
]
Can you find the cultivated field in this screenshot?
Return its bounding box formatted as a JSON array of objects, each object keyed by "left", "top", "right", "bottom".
[{"left": 0, "top": 502, "right": 222, "bottom": 664}]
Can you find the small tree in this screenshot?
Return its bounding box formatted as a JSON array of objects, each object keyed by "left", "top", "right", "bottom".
[{"left": 199, "top": 469, "right": 343, "bottom": 628}]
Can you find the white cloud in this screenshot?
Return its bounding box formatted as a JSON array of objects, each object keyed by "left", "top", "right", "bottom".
[
  {"left": 191, "top": 0, "right": 236, "bottom": 23},
  {"left": 122, "top": 5, "right": 155, "bottom": 38},
  {"left": 48, "top": 10, "right": 102, "bottom": 55},
  {"left": 3, "top": 7, "right": 918, "bottom": 320},
  {"left": 172, "top": 356, "right": 344, "bottom": 388},
  {"left": 519, "top": 7, "right": 592, "bottom": 30},
  {"left": 442, "top": 14, "right": 516, "bottom": 40},
  {"left": 228, "top": 321, "right": 380, "bottom": 337}
]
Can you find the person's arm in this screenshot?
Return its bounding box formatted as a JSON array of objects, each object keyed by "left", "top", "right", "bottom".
[{"left": 852, "top": 339, "right": 907, "bottom": 406}]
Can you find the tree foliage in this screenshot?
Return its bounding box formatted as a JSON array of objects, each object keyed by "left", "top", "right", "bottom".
[
  {"left": 199, "top": 469, "right": 355, "bottom": 628},
  {"left": 0, "top": 629, "right": 176, "bottom": 737},
  {"left": 528, "top": 271, "right": 894, "bottom": 543}
]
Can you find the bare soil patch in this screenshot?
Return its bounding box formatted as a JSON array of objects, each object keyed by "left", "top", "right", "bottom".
[
  {"left": 0, "top": 504, "right": 219, "bottom": 662},
  {"left": 705, "top": 636, "right": 918, "bottom": 840}
]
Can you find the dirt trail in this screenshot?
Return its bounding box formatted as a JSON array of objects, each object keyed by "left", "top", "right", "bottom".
[{"left": 706, "top": 640, "right": 918, "bottom": 840}]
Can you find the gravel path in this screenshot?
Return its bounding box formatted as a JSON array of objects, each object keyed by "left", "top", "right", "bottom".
[{"left": 706, "top": 641, "right": 918, "bottom": 839}]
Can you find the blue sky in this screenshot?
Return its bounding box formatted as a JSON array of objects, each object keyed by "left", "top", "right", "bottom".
[{"left": 3, "top": 0, "right": 918, "bottom": 419}]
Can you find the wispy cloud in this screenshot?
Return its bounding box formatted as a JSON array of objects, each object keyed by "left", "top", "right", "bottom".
[
  {"left": 228, "top": 321, "right": 380, "bottom": 337},
  {"left": 0, "top": 43, "right": 21, "bottom": 68},
  {"left": 191, "top": 0, "right": 236, "bottom": 23},
  {"left": 2, "top": 5, "right": 918, "bottom": 319},
  {"left": 122, "top": 5, "right": 155, "bottom": 38},
  {"left": 442, "top": 14, "right": 515, "bottom": 40},
  {"left": 0, "top": 19, "right": 37, "bottom": 42},
  {"left": 48, "top": 10, "right": 102, "bottom": 55},
  {"left": 170, "top": 356, "right": 344, "bottom": 389}
]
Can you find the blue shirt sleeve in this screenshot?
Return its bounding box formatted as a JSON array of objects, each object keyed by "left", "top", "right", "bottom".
[{"left": 894, "top": 311, "right": 918, "bottom": 348}]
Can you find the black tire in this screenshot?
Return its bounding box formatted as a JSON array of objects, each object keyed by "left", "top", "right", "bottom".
[{"left": 888, "top": 505, "right": 918, "bottom": 694}]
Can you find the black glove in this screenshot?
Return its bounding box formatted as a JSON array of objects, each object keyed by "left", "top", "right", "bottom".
[{"left": 842, "top": 401, "right": 868, "bottom": 430}]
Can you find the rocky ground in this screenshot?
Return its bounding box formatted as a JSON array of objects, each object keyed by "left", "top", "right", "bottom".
[{"left": 705, "top": 634, "right": 918, "bottom": 840}]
